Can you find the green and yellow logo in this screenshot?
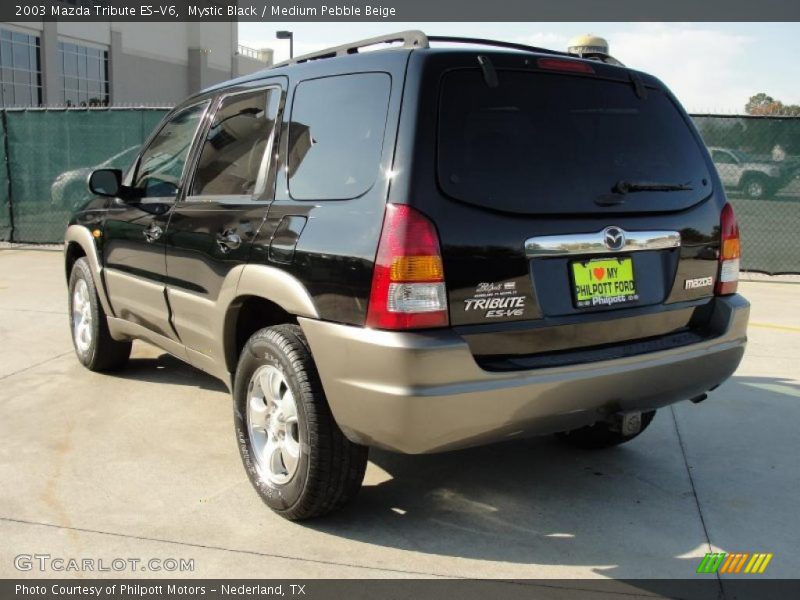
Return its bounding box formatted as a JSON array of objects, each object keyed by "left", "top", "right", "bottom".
[{"left": 696, "top": 552, "right": 773, "bottom": 574}]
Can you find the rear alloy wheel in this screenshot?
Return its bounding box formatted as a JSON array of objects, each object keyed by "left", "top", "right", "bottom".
[
  {"left": 233, "top": 325, "right": 368, "bottom": 520},
  {"left": 742, "top": 175, "right": 768, "bottom": 199},
  {"left": 557, "top": 410, "right": 656, "bottom": 449},
  {"left": 246, "top": 365, "right": 302, "bottom": 486},
  {"left": 68, "top": 257, "right": 131, "bottom": 371}
]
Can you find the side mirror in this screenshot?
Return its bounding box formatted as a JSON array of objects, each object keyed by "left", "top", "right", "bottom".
[{"left": 88, "top": 169, "right": 122, "bottom": 197}]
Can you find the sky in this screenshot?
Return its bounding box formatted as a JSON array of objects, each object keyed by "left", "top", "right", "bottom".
[{"left": 238, "top": 22, "right": 800, "bottom": 113}]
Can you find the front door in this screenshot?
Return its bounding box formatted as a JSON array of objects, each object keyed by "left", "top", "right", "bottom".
[
  {"left": 164, "top": 83, "right": 284, "bottom": 365},
  {"left": 103, "top": 101, "right": 209, "bottom": 340}
]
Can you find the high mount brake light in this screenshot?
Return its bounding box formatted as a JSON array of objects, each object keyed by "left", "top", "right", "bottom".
[
  {"left": 716, "top": 202, "right": 740, "bottom": 296},
  {"left": 537, "top": 58, "right": 595, "bottom": 74},
  {"left": 366, "top": 204, "right": 449, "bottom": 330}
]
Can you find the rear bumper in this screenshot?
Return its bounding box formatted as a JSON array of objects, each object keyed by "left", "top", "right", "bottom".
[{"left": 299, "top": 294, "right": 749, "bottom": 454}]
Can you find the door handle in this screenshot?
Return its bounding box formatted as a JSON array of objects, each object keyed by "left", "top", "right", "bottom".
[
  {"left": 216, "top": 230, "right": 241, "bottom": 253},
  {"left": 142, "top": 224, "right": 163, "bottom": 243}
]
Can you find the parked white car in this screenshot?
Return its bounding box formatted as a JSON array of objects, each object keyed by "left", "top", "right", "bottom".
[{"left": 709, "top": 146, "right": 798, "bottom": 199}]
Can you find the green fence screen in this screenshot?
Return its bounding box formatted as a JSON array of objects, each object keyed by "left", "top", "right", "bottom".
[
  {"left": 693, "top": 115, "right": 800, "bottom": 274},
  {"left": 0, "top": 109, "right": 798, "bottom": 273},
  {"left": 0, "top": 113, "right": 10, "bottom": 240},
  {"left": 1, "top": 108, "right": 167, "bottom": 243}
]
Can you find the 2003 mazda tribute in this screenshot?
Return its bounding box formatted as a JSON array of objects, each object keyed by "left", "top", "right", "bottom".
[{"left": 64, "top": 32, "right": 748, "bottom": 519}]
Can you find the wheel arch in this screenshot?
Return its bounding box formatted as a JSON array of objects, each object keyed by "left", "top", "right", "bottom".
[
  {"left": 222, "top": 264, "right": 320, "bottom": 375},
  {"left": 64, "top": 224, "right": 114, "bottom": 316},
  {"left": 224, "top": 295, "right": 297, "bottom": 373},
  {"left": 65, "top": 241, "right": 86, "bottom": 280}
]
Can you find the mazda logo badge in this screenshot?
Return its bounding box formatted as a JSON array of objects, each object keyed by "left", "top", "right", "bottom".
[{"left": 603, "top": 226, "right": 626, "bottom": 251}]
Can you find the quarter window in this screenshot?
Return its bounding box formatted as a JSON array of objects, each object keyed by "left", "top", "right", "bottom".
[
  {"left": 288, "top": 73, "right": 391, "bottom": 200},
  {"left": 191, "top": 88, "right": 278, "bottom": 197},
  {"left": 134, "top": 102, "right": 207, "bottom": 197}
]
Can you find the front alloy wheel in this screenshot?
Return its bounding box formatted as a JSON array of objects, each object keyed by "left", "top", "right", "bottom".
[
  {"left": 71, "top": 278, "right": 93, "bottom": 356},
  {"left": 67, "top": 257, "right": 131, "bottom": 371}
]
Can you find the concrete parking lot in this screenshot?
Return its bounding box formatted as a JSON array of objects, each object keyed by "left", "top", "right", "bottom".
[{"left": 1, "top": 246, "right": 798, "bottom": 584}]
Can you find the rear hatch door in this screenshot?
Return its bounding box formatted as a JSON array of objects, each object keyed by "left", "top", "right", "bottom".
[{"left": 406, "top": 52, "right": 723, "bottom": 360}]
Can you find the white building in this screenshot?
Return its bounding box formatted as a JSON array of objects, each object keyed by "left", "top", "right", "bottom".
[{"left": 0, "top": 17, "right": 273, "bottom": 107}]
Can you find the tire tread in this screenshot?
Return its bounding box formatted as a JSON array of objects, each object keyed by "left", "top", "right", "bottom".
[
  {"left": 69, "top": 258, "right": 131, "bottom": 372},
  {"left": 237, "top": 325, "right": 367, "bottom": 520}
]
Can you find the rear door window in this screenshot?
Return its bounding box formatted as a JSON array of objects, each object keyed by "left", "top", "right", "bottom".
[
  {"left": 438, "top": 69, "right": 712, "bottom": 214},
  {"left": 287, "top": 73, "right": 391, "bottom": 200},
  {"left": 191, "top": 87, "right": 279, "bottom": 198}
]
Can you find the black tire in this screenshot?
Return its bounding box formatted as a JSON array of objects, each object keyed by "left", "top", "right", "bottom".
[
  {"left": 68, "top": 257, "right": 131, "bottom": 371},
  {"left": 233, "top": 324, "right": 368, "bottom": 520},
  {"left": 741, "top": 174, "right": 769, "bottom": 199},
  {"left": 557, "top": 410, "right": 656, "bottom": 449}
]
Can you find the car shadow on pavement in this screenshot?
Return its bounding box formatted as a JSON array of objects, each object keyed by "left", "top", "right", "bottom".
[
  {"left": 305, "top": 376, "right": 799, "bottom": 580},
  {"left": 81, "top": 350, "right": 798, "bottom": 581},
  {"left": 106, "top": 352, "right": 228, "bottom": 393},
  {"left": 306, "top": 423, "right": 703, "bottom": 579}
]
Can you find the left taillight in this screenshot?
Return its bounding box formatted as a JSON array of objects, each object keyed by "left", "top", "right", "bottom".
[
  {"left": 716, "top": 202, "right": 740, "bottom": 296},
  {"left": 366, "top": 203, "right": 449, "bottom": 330}
]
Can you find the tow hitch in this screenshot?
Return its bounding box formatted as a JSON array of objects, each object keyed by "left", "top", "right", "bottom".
[{"left": 613, "top": 411, "right": 643, "bottom": 436}]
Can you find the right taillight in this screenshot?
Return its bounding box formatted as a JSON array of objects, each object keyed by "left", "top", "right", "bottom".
[{"left": 716, "top": 202, "right": 740, "bottom": 295}]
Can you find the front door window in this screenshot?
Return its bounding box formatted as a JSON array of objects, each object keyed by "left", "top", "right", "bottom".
[{"left": 133, "top": 102, "right": 208, "bottom": 197}]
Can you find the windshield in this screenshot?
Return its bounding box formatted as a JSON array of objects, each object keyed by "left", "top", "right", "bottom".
[{"left": 437, "top": 69, "right": 712, "bottom": 214}]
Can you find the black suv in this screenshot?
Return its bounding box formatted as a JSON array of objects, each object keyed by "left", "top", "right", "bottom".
[{"left": 64, "top": 32, "right": 749, "bottom": 520}]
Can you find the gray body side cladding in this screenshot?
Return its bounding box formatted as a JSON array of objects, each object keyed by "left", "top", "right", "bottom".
[{"left": 61, "top": 233, "right": 321, "bottom": 388}]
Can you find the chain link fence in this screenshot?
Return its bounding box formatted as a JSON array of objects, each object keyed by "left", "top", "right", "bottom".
[
  {"left": 693, "top": 115, "right": 800, "bottom": 274},
  {"left": 0, "top": 112, "right": 11, "bottom": 241},
  {"left": 0, "top": 107, "right": 168, "bottom": 243},
  {"left": 0, "top": 109, "right": 798, "bottom": 273}
]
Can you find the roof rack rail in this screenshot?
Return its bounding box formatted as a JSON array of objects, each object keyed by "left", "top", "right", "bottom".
[
  {"left": 427, "top": 35, "right": 570, "bottom": 58},
  {"left": 272, "top": 30, "right": 429, "bottom": 68},
  {"left": 266, "top": 31, "right": 624, "bottom": 71}
]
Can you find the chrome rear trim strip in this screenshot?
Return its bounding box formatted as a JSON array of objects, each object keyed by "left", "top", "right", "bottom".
[{"left": 525, "top": 229, "right": 681, "bottom": 258}]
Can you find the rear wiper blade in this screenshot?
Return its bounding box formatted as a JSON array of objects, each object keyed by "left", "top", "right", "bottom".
[{"left": 613, "top": 180, "right": 693, "bottom": 194}]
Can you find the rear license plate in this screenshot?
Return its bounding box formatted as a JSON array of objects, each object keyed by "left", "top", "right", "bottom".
[{"left": 571, "top": 257, "right": 639, "bottom": 308}]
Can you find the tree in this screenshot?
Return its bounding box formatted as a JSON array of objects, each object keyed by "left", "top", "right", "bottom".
[{"left": 745, "top": 93, "right": 800, "bottom": 116}]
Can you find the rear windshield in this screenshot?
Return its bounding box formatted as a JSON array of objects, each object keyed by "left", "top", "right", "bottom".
[{"left": 438, "top": 69, "right": 712, "bottom": 214}]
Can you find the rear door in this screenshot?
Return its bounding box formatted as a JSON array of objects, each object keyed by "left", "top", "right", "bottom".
[
  {"left": 403, "top": 53, "right": 726, "bottom": 362},
  {"left": 164, "top": 82, "right": 284, "bottom": 365}
]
